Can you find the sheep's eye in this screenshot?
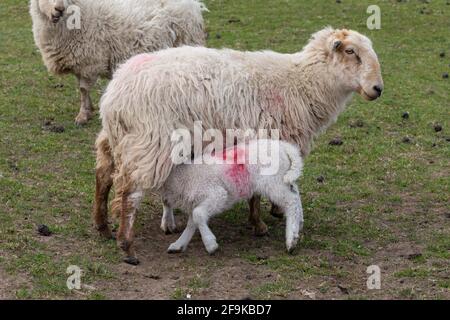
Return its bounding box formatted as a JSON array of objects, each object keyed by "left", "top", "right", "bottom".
[{"left": 345, "top": 49, "right": 355, "bottom": 55}]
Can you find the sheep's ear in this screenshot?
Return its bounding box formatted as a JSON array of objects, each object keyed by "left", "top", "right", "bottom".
[{"left": 332, "top": 40, "right": 343, "bottom": 51}]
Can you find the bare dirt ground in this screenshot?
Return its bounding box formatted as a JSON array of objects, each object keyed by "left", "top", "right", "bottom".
[{"left": 89, "top": 198, "right": 450, "bottom": 300}]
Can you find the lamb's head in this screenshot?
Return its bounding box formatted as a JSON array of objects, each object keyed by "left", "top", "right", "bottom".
[
  {"left": 35, "top": 0, "right": 68, "bottom": 24},
  {"left": 311, "top": 28, "right": 384, "bottom": 101}
]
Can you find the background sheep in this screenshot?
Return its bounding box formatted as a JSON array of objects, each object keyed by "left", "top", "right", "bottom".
[
  {"left": 161, "top": 139, "right": 303, "bottom": 262},
  {"left": 94, "top": 27, "right": 384, "bottom": 262},
  {"left": 30, "top": 0, "right": 207, "bottom": 125}
]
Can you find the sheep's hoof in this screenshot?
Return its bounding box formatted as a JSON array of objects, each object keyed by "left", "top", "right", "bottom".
[
  {"left": 96, "top": 224, "right": 114, "bottom": 240},
  {"left": 270, "top": 205, "right": 284, "bottom": 219},
  {"left": 254, "top": 223, "right": 269, "bottom": 237},
  {"left": 75, "top": 112, "right": 92, "bottom": 126},
  {"left": 123, "top": 256, "right": 140, "bottom": 265}
]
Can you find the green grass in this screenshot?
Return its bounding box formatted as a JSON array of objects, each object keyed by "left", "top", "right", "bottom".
[{"left": 0, "top": 0, "right": 449, "bottom": 299}]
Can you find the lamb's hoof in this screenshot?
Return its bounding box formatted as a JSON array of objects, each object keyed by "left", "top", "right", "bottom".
[
  {"left": 161, "top": 224, "right": 179, "bottom": 235},
  {"left": 286, "top": 239, "right": 299, "bottom": 255},
  {"left": 123, "top": 256, "right": 140, "bottom": 265},
  {"left": 167, "top": 243, "right": 186, "bottom": 254},
  {"left": 205, "top": 242, "right": 219, "bottom": 255},
  {"left": 254, "top": 223, "right": 269, "bottom": 237},
  {"left": 270, "top": 205, "right": 284, "bottom": 219}
]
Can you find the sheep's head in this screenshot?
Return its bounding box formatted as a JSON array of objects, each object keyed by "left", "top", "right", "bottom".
[
  {"left": 325, "top": 28, "right": 384, "bottom": 101},
  {"left": 36, "top": 0, "right": 68, "bottom": 24}
]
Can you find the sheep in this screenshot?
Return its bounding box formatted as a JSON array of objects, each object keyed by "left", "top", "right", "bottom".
[
  {"left": 160, "top": 139, "right": 304, "bottom": 260},
  {"left": 93, "top": 27, "right": 384, "bottom": 263},
  {"left": 30, "top": 0, "right": 207, "bottom": 125}
]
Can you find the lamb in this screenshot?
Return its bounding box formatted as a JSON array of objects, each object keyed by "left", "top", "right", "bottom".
[
  {"left": 160, "top": 139, "right": 304, "bottom": 259},
  {"left": 30, "top": 0, "right": 207, "bottom": 125},
  {"left": 93, "top": 27, "right": 384, "bottom": 263}
]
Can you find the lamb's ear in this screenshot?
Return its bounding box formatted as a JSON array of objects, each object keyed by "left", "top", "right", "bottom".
[{"left": 332, "top": 40, "right": 343, "bottom": 51}]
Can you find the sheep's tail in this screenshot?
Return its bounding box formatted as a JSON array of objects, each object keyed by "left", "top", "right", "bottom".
[
  {"left": 164, "top": 0, "right": 208, "bottom": 46},
  {"left": 282, "top": 142, "right": 303, "bottom": 185}
]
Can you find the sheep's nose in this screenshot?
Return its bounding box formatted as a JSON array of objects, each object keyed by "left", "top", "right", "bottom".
[
  {"left": 55, "top": 6, "right": 65, "bottom": 14},
  {"left": 373, "top": 85, "right": 383, "bottom": 97}
]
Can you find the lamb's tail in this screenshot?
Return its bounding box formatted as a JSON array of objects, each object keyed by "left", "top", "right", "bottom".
[{"left": 282, "top": 142, "right": 303, "bottom": 185}]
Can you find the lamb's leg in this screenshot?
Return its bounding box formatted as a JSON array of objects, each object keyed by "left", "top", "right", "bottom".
[
  {"left": 268, "top": 185, "right": 304, "bottom": 253},
  {"left": 193, "top": 206, "right": 219, "bottom": 255},
  {"left": 75, "top": 75, "right": 97, "bottom": 126},
  {"left": 161, "top": 200, "right": 177, "bottom": 234},
  {"left": 117, "top": 187, "right": 143, "bottom": 265},
  {"left": 167, "top": 214, "right": 196, "bottom": 253},
  {"left": 284, "top": 194, "right": 303, "bottom": 254},
  {"left": 248, "top": 195, "right": 269, "bottom": 236},
  {"left": 92, "top": 131, "right": 114, "bottom": 239},
  {"left": 192, "top": 188, "right": 229, "bottom": 255}
]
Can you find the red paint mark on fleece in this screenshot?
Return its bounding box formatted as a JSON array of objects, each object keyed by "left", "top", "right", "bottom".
[
  {"left": 125, "top": 53, "right": 157, "bottom": 73},
  {"left": 221, "top": 147, "right": 251, "bottom": 198},
  {"left": 265, "top": 89, "right": 285, "bottom": 111}
]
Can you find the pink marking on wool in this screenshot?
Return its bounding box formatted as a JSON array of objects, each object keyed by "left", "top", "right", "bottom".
[
  {"left": 125, "top": 53, "right": 157, "bottom": 73},
  {"left": 220, "top": 147, "right": 251, "bottom": 198},
  {"left": 226, "top": 163, "right": 250, "bottom": 198},
  {"left": 265, "top": 89, "right": 285, "bottom": 111}
]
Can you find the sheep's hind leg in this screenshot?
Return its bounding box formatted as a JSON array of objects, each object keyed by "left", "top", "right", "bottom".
[
  {"left": 93, "top": 131, "right": 114, "bottom": 239},
  {"left": 161, "top": 200, "right": 178, "bottom": 234},
  {"left": 167, "top": 214, "right": 196, "bottom": 254},
  {"left": 75, "top": 75, "right": 98, "bottom": 126},
  {"left": 117, "top": 186, "right": 143, "bottom": 265},
  {"left": 248, "top": 195, "right": 269, "bottom": 236}
]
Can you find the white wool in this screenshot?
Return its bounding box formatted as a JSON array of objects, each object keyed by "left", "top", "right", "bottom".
[
  {"left": 99, "top": 27, "right": 383, "bottom": 192},
  {"left": 160, "top": 139, "right": 304, "bottom": 254},
  {"left": 30, "top": 0, "right": 207, "bottom": 124}
]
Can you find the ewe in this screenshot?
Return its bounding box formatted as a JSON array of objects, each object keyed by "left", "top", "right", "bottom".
[
  {"left": 30, "top": 0, "right": 207, "bottom": 125},
  {"left": 161, "top": 139, "right": 304, "bottom": 261},
  {"left": 94, "top": 27, "right": 384, "bottom": 263}
]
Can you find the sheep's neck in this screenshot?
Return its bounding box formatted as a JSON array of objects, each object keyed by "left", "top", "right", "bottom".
[{"left": 279, "top": 54, "right": 353, "bottom": 155}]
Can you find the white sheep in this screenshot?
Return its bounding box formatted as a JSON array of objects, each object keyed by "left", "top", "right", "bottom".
[
  {"left": 160, "top": 139, "right": 304, "bottom": 259},
  {"left": 93, "top": 27, "right": 384, "bottom": 263},
  {"left": 30, "top": 0, "right": 207, "bottom": 125}
]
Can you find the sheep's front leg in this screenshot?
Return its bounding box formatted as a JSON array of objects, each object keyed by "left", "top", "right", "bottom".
[
  {"left": 248, "top": 195, "right": 269, "bottom": 236},
  {"left": 161, "top": 200, "right": 177, "bottom": 234},
  {"left": 117, "top": 188, "right": 143, "bottom": 265},
  {"left": 167, "top": 214, "right": 196, "bottom": 254},
  {"left": 75, "top": 75, "right": 98, "bottom": 126}
]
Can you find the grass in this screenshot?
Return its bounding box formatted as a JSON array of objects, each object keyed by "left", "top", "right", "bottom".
[{"left": 0, "top": 0, "right": 449, "bottom": 299}]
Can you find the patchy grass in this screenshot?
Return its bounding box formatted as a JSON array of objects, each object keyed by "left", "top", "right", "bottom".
[{"left": 0, "top": 0, "right": 449, "bottom": 299}]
